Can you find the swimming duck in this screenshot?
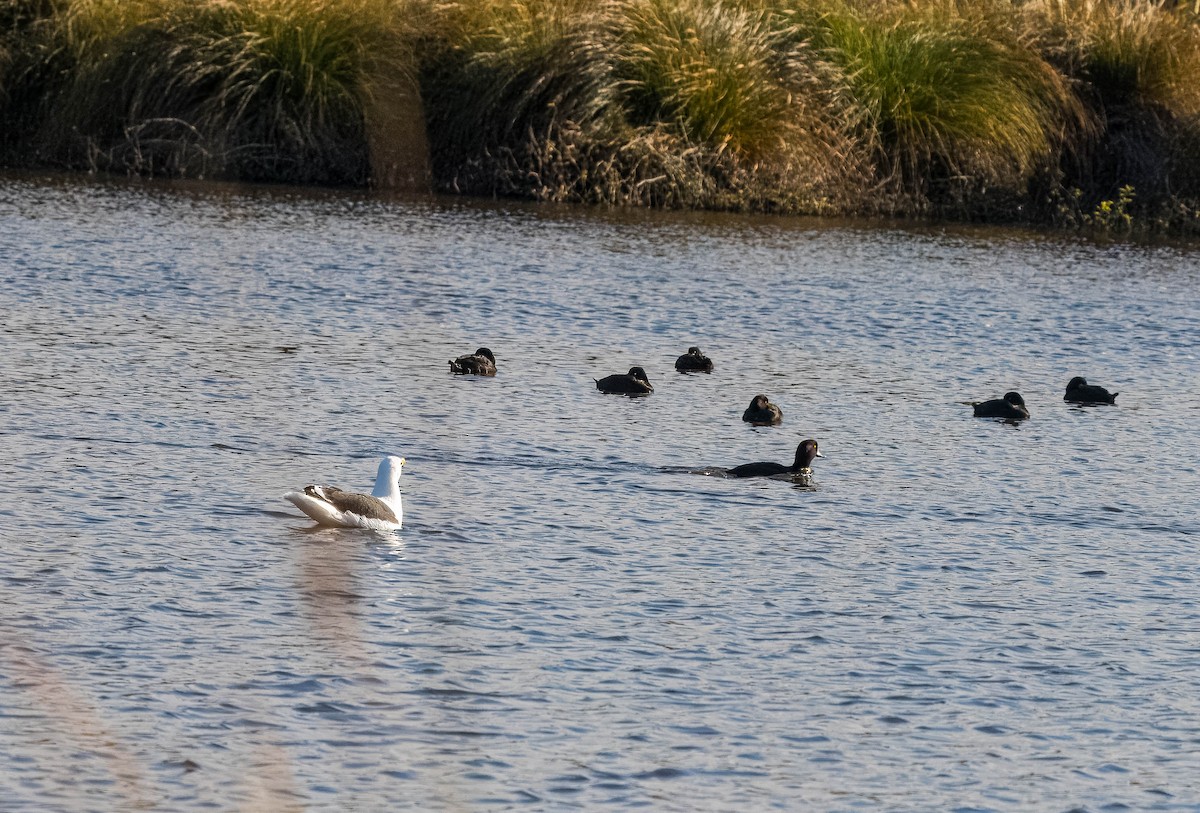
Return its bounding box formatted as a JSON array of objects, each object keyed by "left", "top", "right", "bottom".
[
  {"left": 596, "top": 366, "right": 653, "bottom": 395},
  {"left": 284, "top": 456, "right": 405, "bottom": 530},
  {"left": 728, "top": 439, "right": 823, "bottom": 478},
  {"left": 742, "top": 394, "right": 783, "bottom": 425},
  {"left": 1064, "top": 376, "right": 1118, "bottom": 404},
  {"left": 449, "top": 347, "right": 496, "bottom": 376},
  {"left": 675, "top": 346, "right": 714, "bottom": 373},
  {"left": 972, "top": 391, "right": 1030, "bottom": 420}
]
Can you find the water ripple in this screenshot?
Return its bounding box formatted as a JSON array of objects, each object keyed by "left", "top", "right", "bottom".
[{"left": 1, "top": 173, "right": 1199, "bottom": 811}]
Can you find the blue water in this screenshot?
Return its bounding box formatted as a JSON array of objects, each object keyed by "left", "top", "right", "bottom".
[{"left": 1, "top": 172, "right": 1199, "bottom": 812}]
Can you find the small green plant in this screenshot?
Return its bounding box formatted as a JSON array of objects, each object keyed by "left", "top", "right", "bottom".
[{"left": 1084, "top": 183, "right": 1136, "bottom": 232}]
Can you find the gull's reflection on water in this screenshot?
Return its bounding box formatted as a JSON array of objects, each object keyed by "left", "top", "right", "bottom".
[{"left": 290, "top": 527, "right": 405, "bottom": 659}]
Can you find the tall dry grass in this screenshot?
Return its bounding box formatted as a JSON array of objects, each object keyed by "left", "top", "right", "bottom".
[
  {"left": 614, "top": 0, "right": 801, "bottom": 157},
  {"left": 1026, "top": 0, "right": 1200, "bottom": 116},
  {"left": 419, "top": 0, "right": 622, "bottom": 197},
  {"left": 420, "top": 0, "right": 863, "bottom": 211}
]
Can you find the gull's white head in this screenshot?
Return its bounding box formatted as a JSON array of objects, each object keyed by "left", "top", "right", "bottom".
[{"left": 373, "top": 455, "right": 406, "bottom": 499}]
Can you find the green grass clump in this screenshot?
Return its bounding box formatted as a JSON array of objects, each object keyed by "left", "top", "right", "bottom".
[
  {"left": 613, "top": 0, "right": 801, "bottom": 158},
  {"left": 1021, "top": 0, "right": 1200, "bottom": 219},
  {"left": 420, "top": 0, "right": 620, "bottom": 196},
  {"left": 36, "top": 0, "right": 416, "bottom": 184},
  {"left": 796, "top": 1, "right": 1082, "bottom": 211}
]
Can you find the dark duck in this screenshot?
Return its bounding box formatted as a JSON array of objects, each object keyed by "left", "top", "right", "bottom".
[
  {"left": 742, "top": 394, "right": 783, "bottom": 425},
  {"left": 728, "top": 439, "right": 823, "bottom": 478},
  {"left": 972, "top": 391, "right": 1030, "bottom": 420},
  {"left": 1064, "top": 376, "right": 1118, "bottom": 404},
  {"left": 449, "top": 347, "right": 496, "bottom": 376},
  {"left": 675, "top": 346, "right": 714, "bottom": 373},
  {"left": 596, "top": 366, "right": 653, "bottom": 395}
]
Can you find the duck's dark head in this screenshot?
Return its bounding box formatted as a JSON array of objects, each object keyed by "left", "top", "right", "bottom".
[
  {"left": 475, "top": 347, "right": 496, "bottom": 363},
  {"left": 687, "top": 346, "right": 703, "bottom": 356},
  {"left": 628, "top": 366, "right": 650, "bottom": 384},
  {"left": 793, "top": 439, "right": 823, "bottom": 470},
  {"left": 749, "top": 394, "right": 769, "bottom": 409},
  {"left": 1003, "top": 391, "right": 1026, "bottom": 407},
  {"left": 1066, "top": 376, "right": 1087, "bottom": 390}
]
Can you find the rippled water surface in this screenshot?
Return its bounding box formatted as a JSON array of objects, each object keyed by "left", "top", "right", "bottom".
[{"left": 2, "top": 172, "right": 1199, "bottom": 812}]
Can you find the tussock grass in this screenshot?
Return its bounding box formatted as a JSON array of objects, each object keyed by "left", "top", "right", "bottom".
[
  {"left": 1026, "top": 0, "right": 1200, "bottom": 117},
  {"left": 1, "top": 0, "right": 1199, "bottom": 230},
  {"left": 422, "top": 0, "right": 861, "bottom": 212},
  {"left": 792, "top": 1, "right": 1084, "bottom": 213},
  {"left": 1021, "top": 0, "right": 1200, "bottom": 218},
  {"left": 420, "top": 0, "right": 621, "bottom": 196},
  {"left": 32, "top": 0, "right": 417, "bottom": 183},
  {"left": 613, "top": 0, "right": 868, "bottom": 208},
  {"left": 614, "top": 0, "right": 801, "bottom": 157}
]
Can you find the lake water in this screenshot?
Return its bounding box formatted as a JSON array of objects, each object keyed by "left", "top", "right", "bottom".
[{"left": 1, "top": 171, "right": 1198, "bottom": 812}]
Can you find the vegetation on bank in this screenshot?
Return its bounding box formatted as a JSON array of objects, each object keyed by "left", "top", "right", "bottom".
[{"left": 2, "top": 0, "right": 1200, "bottom": 233}]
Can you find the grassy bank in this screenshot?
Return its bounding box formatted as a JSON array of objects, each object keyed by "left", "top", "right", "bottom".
[{"left": 3, "top": 0, "right": 1200, "bottom": 233}]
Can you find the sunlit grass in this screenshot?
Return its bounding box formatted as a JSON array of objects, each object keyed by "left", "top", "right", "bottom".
[
  {"left": 1025, "top": 0, "right": 1200, "bottom": 117},
  {"left": 792, "top": 1, "right": 1083, "bottom": 205},
  {"left": 420, "top": 0, "right": 620, "bottom": 193},
  {"left": 1018, "top": 0, "right": 1200, "bottom": 219},
  {"left": 422, "top": 0, "right": 861, "bottom": 210},
  {"left": 613, "top": 0, "right": 800, "bottom": 157}
]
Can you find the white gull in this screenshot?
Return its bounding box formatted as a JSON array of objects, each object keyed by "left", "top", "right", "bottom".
[{"left": 284, "top": 456, "right": 404, "bottom": 530}]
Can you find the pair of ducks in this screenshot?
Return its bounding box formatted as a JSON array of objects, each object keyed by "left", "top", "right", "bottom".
[
  {"left": 973, "top": 376, "right": 1119, "bottom": 420},
  {"left": 592, "top": 346, "right": 714, "bottom": 395}
]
